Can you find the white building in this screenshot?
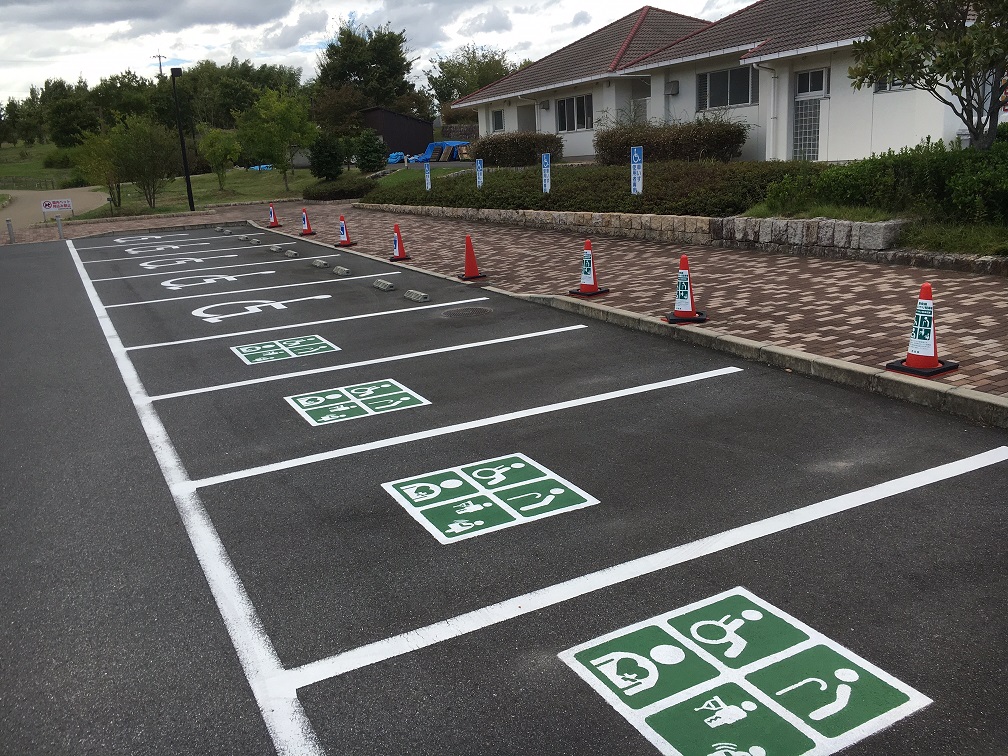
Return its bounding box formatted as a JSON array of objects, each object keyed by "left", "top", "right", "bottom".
[{"left": 452, "top": 1, "right": 966, "bottom": 162}]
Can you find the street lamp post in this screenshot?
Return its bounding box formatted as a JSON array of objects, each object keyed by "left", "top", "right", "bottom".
[{"left": 170, "top": 67, "right": 195, "bottom": 212}]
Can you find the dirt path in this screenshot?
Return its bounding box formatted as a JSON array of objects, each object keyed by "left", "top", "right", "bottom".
[{"left": 1, "top": 186, "right": 108, "bottom": 233}]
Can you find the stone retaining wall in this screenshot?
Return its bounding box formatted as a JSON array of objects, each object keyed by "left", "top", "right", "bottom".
[{"left": 353, "top": 202, "right": 1008, "bottom": 276}]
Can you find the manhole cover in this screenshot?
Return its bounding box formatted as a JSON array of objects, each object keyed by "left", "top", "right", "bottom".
[{"left": 442, "top": 306, "right": 493, "bottom": 318}]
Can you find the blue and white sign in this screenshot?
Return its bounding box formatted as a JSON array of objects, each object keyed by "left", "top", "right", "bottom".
[
  {"left": 542, "top": 152, "right": 551, "bottom": 194},
  {"left": 476, "top": 159, "right": 484, "bottom": 189},
  {"left": 424, "top": 162, "right": 431, "bottom": 191},
  {"left": 631, "top": 146, "right": 644, "bottom": 196}
]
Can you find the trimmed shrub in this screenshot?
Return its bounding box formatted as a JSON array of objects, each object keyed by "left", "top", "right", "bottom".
[
  {"left": 355, "top": 129, "right": 389, "bottom": 174},
  {"left": 594, "top": 116, "right": 750, "bottom": 165},
  {"left": 310, "top": 131, "right": 345, "bottom": 181},
  {"left": 43, "top": 148, "right": 75, "bottom": 169},
  {"left": 304, "top": 175, "right": 377, "bottom": 201},
  {"left": 472, "top": 132, "right": 564, "bottom": 167}
]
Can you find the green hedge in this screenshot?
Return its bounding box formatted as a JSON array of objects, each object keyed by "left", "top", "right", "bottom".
[
  {"left": 770, "top": 139, "right": 1008, "bottom": 223},
  {"left": 303, "top": 175, "right": 377, "bottom": 201},
  {"left": 472, "top": 132, "right": 564, "bottom": 167},
  {"left": 593, "top": 118, "right": 751, "bottom": 165},
  {"left": 363, "top": 160, "right": 805, "bottom": 216}
]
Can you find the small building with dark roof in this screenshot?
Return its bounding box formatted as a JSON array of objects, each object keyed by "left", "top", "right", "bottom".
[{"left": 360, "top": 107, "right": 435, "bottom": 158}]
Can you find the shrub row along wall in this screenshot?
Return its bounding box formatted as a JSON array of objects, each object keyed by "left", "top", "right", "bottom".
[{"left": 352, "top": 203, "right": 1008, "bottom": 275}]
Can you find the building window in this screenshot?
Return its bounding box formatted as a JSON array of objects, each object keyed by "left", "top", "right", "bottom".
[
  {"left": 491, "top": 109, "right": 505, "bottom": 132},
  {"left": 557, "top": 94, "right": 593, "bottom": 132},
  {"left": 697, "top": 66, "right": 759, "bottom": 110},
  {"left": 874, "top": 77, "right": 907, "bottom": 92},
  {"left": 793, "top": 98, "right": 821, "bottom": 161},
  {"left": 795, "top": 68, "right": 829, "bottom": 99}
]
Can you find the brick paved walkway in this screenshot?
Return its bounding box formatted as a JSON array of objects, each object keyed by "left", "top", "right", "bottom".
[{"left": 7, "top": 199, "right": 1008, "bottom": 397}]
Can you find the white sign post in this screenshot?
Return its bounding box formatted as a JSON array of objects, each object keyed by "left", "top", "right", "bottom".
[
  {"left": 476, "top": 158, "right": 484, "bottom": 189},
  {"left": 424, "top": 163, "right": 431, "bottom": 191},
  {"left": 630, "top": 146, "right": 643, "bottom": 196},
  {"left": 542, "top": 152, "right": 551, "bottom": 194},
  {"left": 41, "top": 198, "right": 73, "bottom": 221}
]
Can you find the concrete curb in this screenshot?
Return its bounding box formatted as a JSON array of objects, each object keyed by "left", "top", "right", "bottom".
[{"left": 514, "top": 293, "right": 1008, "bottom": 430}]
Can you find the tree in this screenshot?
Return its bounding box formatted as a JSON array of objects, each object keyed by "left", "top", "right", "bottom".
[
  {"left": 309, "top": 131, "right": 345, "bottom": 181},
  {"left": 237, "top": 89, "right": 315, "bottom": 190},
  {"left": 77, "top": 126, "right": 129, "bottom": 208},
  {"left": 0, "top": 100, "right": 17, "bottom": 146},
  {"left": 42, "top": 77, "right": 98, "bottom": 148},
  {"left": 850, "top": 0, "right": 1008, "bottom": 150},
  {"left": 16, "top": 87, "right": 45, "bottom": 146},
  {"left": 200, "top": 128, "right": 242, "bottom": 189},
  {"left": 314, "top": 20, "right": 432, "bottom": 125},
  {"left": 92, "top": 70, "right": 156, "bottom": 129},
  {"left": 119, "top": 116, "right": 179, "bottom": 208},
  {"left": 425, "top": 44, "right": 522, "bottom": 122},
  {"left": 354, "top": 128, "right": 389, "bottom": 173}
]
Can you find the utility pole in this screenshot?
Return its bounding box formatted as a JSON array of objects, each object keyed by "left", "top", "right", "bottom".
[{"left": 153, "top": 52, "right": 166, "bottom": 77}]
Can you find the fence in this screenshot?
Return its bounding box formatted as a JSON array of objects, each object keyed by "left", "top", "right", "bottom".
[{"left": 0, "top": 176, "right": 61, "bottom": 190}]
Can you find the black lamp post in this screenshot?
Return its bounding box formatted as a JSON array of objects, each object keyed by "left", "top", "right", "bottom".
[{"left": 170, "top": 67, "right": 196, "bottom": 212}]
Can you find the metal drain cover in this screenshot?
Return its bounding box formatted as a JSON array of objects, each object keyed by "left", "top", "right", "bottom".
[{"left": 443, "top": 306, "right": 493, "bottom": 318}]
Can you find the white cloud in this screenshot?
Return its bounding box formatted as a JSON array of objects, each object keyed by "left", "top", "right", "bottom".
[
  {"left": 459, "top": 7, "right": 513, "bottom": 35},
  {"left": 551, "top": 10, "right": 591, "bottom": 31}
]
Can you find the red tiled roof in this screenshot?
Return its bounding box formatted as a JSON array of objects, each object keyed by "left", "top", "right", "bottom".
[{"left": 452, "top": 6, "right": 709, "bottom": 107}]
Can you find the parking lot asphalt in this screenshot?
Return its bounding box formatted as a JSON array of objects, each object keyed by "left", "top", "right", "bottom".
[{"left": 2, "top": 222, "right": 1006, "bottom": 756}]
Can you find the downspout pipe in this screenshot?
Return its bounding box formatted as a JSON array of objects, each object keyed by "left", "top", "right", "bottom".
[{"left": 753, "top": 62, "right": 777, "bottom": 160}]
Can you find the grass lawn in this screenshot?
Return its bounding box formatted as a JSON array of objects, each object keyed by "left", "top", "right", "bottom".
[
  {"left": 745, "top": 202, "right": 893, "bottom": 223},
  {"left": 0, "top": 143, "right": 72, "bottom": 187},
  {"left": 376, "top": 165, "right": 468, "bottom": 188},
  {"left": 0, "top": 193, "right": 10, "bottom": 205},
  {"left": 900, "top": 221, "right": 1008, "bottom": 256}
]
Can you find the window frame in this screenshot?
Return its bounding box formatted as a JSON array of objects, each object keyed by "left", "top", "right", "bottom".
[
  {"left": 556, "top": 93, "right": 594, "bottom": 132},
  {"left": 795, "top": 67, "right": 830, "bottom": 100},
  {"left": 697, "top": 65, "right": 759, "bottom": 110},
  {"left": 491, "top": 108, "right": 505, "bottom": 132}
]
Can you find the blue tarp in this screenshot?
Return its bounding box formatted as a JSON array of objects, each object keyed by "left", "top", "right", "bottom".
[
  {"left": 388, "top": 151, "right": 406, "bottom": 164},
  {"left": 408, "top": 141, "right": 469, "bottom": 163}
]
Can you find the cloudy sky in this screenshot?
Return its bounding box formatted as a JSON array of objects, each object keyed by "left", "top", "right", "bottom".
[{"left": 0, "top": 0, "right": 748, "bottom": 105}]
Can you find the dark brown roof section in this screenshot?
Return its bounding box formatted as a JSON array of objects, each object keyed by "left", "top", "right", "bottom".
[
  {"left": 452, "top": 6, "right": 709, "bottom": 107},
  {"left": 624, "top": 0, "right": 887, "bottom": 68}
]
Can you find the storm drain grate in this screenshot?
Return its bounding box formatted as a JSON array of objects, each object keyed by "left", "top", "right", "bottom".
[{"left": 442, "top": 306, "right": 493, "bottom": 318}]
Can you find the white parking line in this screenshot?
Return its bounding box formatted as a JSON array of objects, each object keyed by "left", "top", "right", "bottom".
[
  {"left": 180, "top": 367, "right": 743, "bottom": 492},
  {"left": 149, "top": 325, "right": 589, "bottom": 400},
  {"left": 83, "top": 242, "right": 281, "bottom": 264},
  {"left": 104, "top": 272, "right": 398, "bottom": 308},
  {"left": 279, "top": 445, "right": 1008, "bottom": 692},
  {"left": 66, "top": 240, "right": 324, "bottom": 756},
  {"left": 90, "top": 253, "right": 339, "bottom": 282},
  {"left": 124, "top": 297, "right": 492, "bottom": 351},
  {"left": 74, "top": 232, "right": 196, "bottom": 250}
]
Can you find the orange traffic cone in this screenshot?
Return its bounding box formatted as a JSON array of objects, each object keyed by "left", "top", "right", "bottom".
[
  {"left": 300, "top": 208, "right": 316, "bottom": 236},
  {"left": 458, "top": 235, "right": 486, "bottom": 280},
  {"left": 568, "top": 240, "right": 608, "bottom": 296},
  {"left": 267, "top": 203, "right": 282, "bottom": 228},
  {"left": 886, "top": 282, "right": 958, "bottom": 377},
  {"left": 390, "top": 223, "right": 411, "bottom": 261},
  {"left": 338, "top": 215, "right": 357, "bottom": 247},
  {"left": 662, "top": 255, "right": 707, "bottom": 324}
]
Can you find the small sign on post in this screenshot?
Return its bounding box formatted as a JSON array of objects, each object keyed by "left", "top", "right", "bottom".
[
  {"left": 542, "top": 152, "right": 551, "bottom": 194},
  {"left": 631, "top": 146, "right": 644, "bottom": 196},
  {"left": 476, "top": 158, "right": 484, "bottom": 189},
  {"left": 424, "top": 163, "right": 431, "bottom": 191},
  {"left": 41, "top": 198, "right": 73, "bottom": 221}
]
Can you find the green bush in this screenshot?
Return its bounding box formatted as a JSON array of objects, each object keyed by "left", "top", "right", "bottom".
[
  {"left": 309, "top": 131, "right": 345, "bottom": 181},
  {"left": 472, "top": 132, "right": 564, "bottom": 167},
  {"left": 59, "top": 168, "right": 89, "bottom": 189},
  {"left": 43, "top": 148, "right": 75, "bottom": 169},
  {"left": 363, "top": 160, "right": 801, "bottom": 216},
  {"left": 304, "top": 175, "right": 377, "bottom": 201},
  {"left": 355, "top": 129, "right": 389, "bottom": 174},
  {"left": 997, "top": 122, "right": 1008, "bottom": 143},
  {"left": 593, "top": 116, "right": 751, "bottom": 165}
]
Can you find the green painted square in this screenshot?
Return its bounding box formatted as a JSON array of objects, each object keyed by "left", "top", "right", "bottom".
[
  {"left": 343, "top": 380, "right": 406, "bottom": 400},
  {"left": 289, "top": 388, "right": 352, "bottom": 410},
  {"left": 747, "top": 644, "right": 910, "bottom": 738},
  {"left": 460, "top": 455, "right": 548, "bottom": 490},
  {"left": 359, "top": 391, "right": 425, "bottom": 413},
  {"left": 304, "top": 402, "right": 369, "bottom": 424},
  {"left": 646, "top": 682, "right": 815, "bottom": 756},
  {"left": 496, "top": 478, "right": 589, "bottom": 517},
  {"left": 667, "top": 594, "right": 808, "bottom": 669},
  {"left": 388, "top": 470, "right": 481, "bottom": 508},
  {"left": 419, "top": 495, "right": 515, "bottom": 538},
  {"left": 572, "top": 625, "right": 718, "bottom": 710}
]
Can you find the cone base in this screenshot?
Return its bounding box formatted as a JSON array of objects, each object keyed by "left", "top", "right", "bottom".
[
  {"left": 300, "top": 231, "right": 316, "bottom": 236},
  {"left": 569, "top": 287, "right": 609, "bottom": 297},
  {"left": 885, "top": 358, "right": 959, "bottom": 377},
  {"left": 268, "top": 222, "right": 282, "bottom": 228},
  {"left": 338, "top": 241, "right": 357, "bottom": 247},
  {"left": 459, "top": 273, "right": 486, "bottom": 280},
  {"left": 389, "top": 255, "right": 412, "bottom": 262},
  {"left": 663, "top": 311, "right": 708, "bottom": 324}
]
